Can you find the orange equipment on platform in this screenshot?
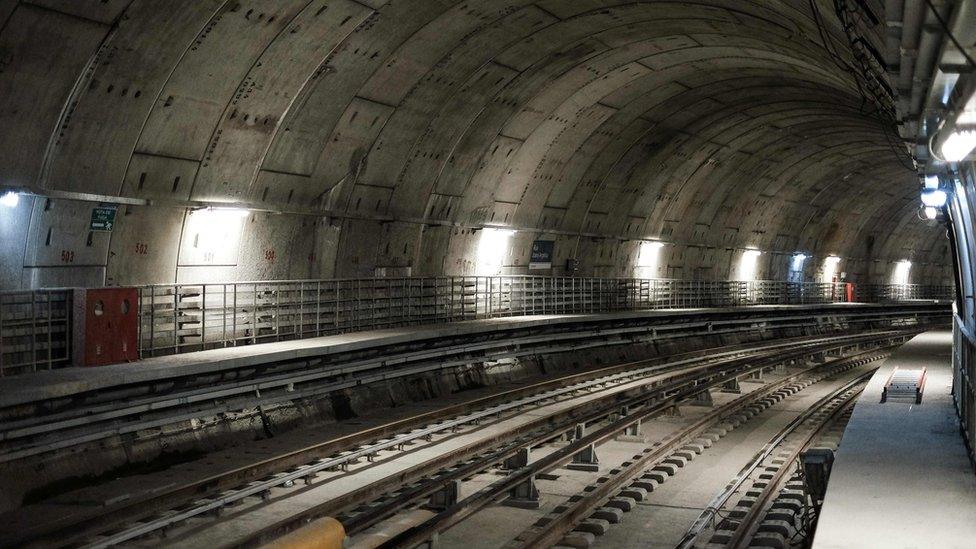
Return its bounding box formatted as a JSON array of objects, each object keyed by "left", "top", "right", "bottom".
[{"left": 72, "top": 287, "right": 139, "bottom": 367}]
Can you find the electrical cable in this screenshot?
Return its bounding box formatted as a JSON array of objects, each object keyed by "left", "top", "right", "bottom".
[
  {"left": 824, "top": 0, "right": 916, "bottom": 170},
  {"left": 809, "top": 0, "right": 856, "bottom": 73}
]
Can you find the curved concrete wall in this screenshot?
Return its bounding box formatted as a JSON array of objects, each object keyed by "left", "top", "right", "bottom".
[{"left": 0, "top": 0, "right": 952, "bottom": 289}]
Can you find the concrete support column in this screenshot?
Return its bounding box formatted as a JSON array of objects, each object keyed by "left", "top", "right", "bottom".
[
  {"left": 425, "top": 480, "right": 460, "bottom": 511},
  {"left": 721, "top": 378, "right": 742, "bottom": 393},
  {"left": 567, "top": 423, "right": 600, "bottom": 471}
]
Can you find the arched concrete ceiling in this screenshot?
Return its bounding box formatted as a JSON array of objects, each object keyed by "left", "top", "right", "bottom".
[{"left": 0, "top": 0, "right": 951, "bottom": 288}]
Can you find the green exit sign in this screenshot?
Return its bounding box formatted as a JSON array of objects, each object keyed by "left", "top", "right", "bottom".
[{"left": 90, "top": 206, "right": 117, "bottom": 231}]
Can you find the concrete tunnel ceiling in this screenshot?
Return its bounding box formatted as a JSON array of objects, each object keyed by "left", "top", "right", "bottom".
[{"left": 0, "top": 0, "right": 954, "bottom": 289}]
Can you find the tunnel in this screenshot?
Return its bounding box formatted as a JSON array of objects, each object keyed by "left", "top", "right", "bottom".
[{"left": 0, "top": 1, "right": 974, "bottom": 548}]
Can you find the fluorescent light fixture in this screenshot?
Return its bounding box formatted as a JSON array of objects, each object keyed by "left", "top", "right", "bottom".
[
  {"left": 892, "top": 260, "right": 911, "bottom": 285},
  {"left": 823, "top": 255, "right": 842, "bottom": 282},
  {"left": 920, "top": 189, "right": 947, "bottom": 208},
  {"left": 924, "top": 206, "right": 938, "bottom": 220},
  {"left": 475, "top": 228, "right": 515, "bottom": 276},
  {"left": 942, "top": 129, "right": 976, "bottom": 162},
  {"left": 0, "top": 191, "right": 19, "bottom": 208},
  {"left": 791, "top": 253, "right": 807, "bottom": 272},
  {"left": 635, "top": 241, "right": 664, "bottom": 277},
  {"left": 923, "top": 175, "right": 940, "bottom": 189},
  {"left": 737, "top": 249, "right": 762, "bottom": 281},
  {"left": 183, "top": 207, "right": 250, "bottom": 264},
  {"left": 201, "top": 206, "right": 251, "bottom": 218}
]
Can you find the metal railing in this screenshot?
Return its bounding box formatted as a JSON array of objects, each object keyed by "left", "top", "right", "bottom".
[
  {"left": 0, "top": 277, "right": 954, "bottom": 375},
  {"left": 0, "top": 289, "right": 72, "bottom": 377},
  {"left": 953, "top": 315, "right": 976, "bottom": 466},
  {"left": 856, "top": 284, "right": 955, "bottom": 302},
  {"left": 135, "top": 277, "right": 952, "bottom": 358}
]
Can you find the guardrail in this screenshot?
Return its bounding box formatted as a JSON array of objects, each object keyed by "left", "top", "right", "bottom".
[
  {"left": 0, "top": 278, "right": 954, "bottom": 375},
  {"left": 857, "top": 284, "right": 955, "bottom": 302},
  {"left": 0, "top": 289, "right": 72, "bottom": 377},
  {"left": 953, "top": 314, "right": 976, "bottom": 466},
  {"left": 135, "top": 277, "right": 954, "bottom": 358}
]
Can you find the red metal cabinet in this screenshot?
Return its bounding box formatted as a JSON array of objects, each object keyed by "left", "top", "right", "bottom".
[{"left": 73, "top": 288, "right": 138, "bottom": 367}]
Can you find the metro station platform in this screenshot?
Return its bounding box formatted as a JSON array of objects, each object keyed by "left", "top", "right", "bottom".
[
  {"left": 0, "top": 303, "right": 938, "bottom": 409},
  {"left": 814, "top": 330, "right": 976, "bottom": 548}
]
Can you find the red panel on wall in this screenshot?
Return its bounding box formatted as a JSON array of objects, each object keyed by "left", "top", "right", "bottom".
[{"left": 82, "top": 288, "right": 138, "bottom": 366}]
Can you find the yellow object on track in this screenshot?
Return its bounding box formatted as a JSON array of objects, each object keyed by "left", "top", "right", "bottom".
[{"left": 262, "top": 517, "right": 345, "bottom": 549}]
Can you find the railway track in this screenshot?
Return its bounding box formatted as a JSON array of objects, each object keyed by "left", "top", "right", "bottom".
[
  {"left": 3, "top": 331, "right": 905, "bottom": 548},
  {"left": 381, "top": 347, "right": 885, "bottom": 549},
  {"left": 676, "top": 372, "right": 870, "bottom": 549},
  {"left": 5, "top": 306, "right": 920, "bottom": 464}
]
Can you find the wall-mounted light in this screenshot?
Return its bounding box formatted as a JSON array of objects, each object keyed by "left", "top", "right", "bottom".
[
  {"left": 941, "top": 128, "right": 976, "bottom": 162},
  {"left": 737, "top": 249, "right": 762, "bottom": 281},
  {"left": 823, "top": 255, "right": 842, "bottom": 282},
  {"left": 790, "top": 253, "right": 808, "bottom": 272},
  {"left": 892, "top": 259, "right": 912, "bottom": 285},
  {"left": 180, "top": 206, "right": 251, "bottom": 265},
  {"left": 475, "top": 228, "right": 515, "bottom": 276},
  {"left": 923, "top": 174, "right": 940, "bottom": 189},
  {"left": 924, "top": 206, "right": 939, "bottom": 220},
  {"left": 635, "top": 240, "right": 664, "bottom": 278},
  {"left": 199, "top": 206, "right": 251, "bottom": 218},
  {"left": 0, "top": 191, "right": 20, "bottom": 208}
]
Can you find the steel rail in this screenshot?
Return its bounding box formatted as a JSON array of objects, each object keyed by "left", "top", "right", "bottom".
[
  {"left": 676, "top": 371, "right": 874, "bottom": 549},
  {"left": 726, "top": 379, "right": 867, "bottom": 549},
  {"left": 206, "top": 340, "right": 902, "bottom": 549},
  {"left": 375, "top": 348, "right": 887, "bottom": 549},
  {"left": 78, "top": 349, "right": 787, "bottom": 548},
  {"left": 8, "top": 334, "right": 892, "bottom": 549},
  {"left": 0, "top": 328, "right": 903, "bottom": 465},
  {"left": 75, "top": 334, "right": 886, "bottom": 549},
  {"left": 503, "top": 351, "right": 889, "bottom": 549}
]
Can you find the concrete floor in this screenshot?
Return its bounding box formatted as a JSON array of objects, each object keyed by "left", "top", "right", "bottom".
[
  {"left": 350, "top": 362, "right": 871, "bottom": 549},
  {"left": 589, "top": 365, "right": 877, "bottom": 549},
  {"left": 162, "top": 364, "right": 698, "bottom": 547},
  {"left": 814, "top": 330, "right": 976, "bottom": 549}
]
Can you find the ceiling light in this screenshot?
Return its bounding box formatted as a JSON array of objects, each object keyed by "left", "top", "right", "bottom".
[
  {"left": 924, "top": 207, "right": 938, "bottom": 219},
  {"left": 923, "top": 175, "right": 940, "bottom": 189},
  {"left": 941, "top": 129, "right": 976, "bottom": 162},
  {"left": 920, "top": 189, "right": 948, "bottom": 208},
  {"left": 0, "top": 191, "right": 19, "bottom": 208}
]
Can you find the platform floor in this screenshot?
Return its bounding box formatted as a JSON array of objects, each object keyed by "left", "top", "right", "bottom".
[
  {"left": 0, "top": 303, "right": 878, "bottom": 408},
  {"left": 814, "top": 330, "right": 976, "bottom": 549}
]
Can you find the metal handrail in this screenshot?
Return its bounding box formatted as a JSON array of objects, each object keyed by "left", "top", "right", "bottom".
[
  {"left": 0, "top": 278, "right": 954, "bottom": 375},
  {"left": 0, "top": 289, "right": 72, "bottom": 377},
  {"left": 134, "top": 277, "right": 954, "bottom": 359}
]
